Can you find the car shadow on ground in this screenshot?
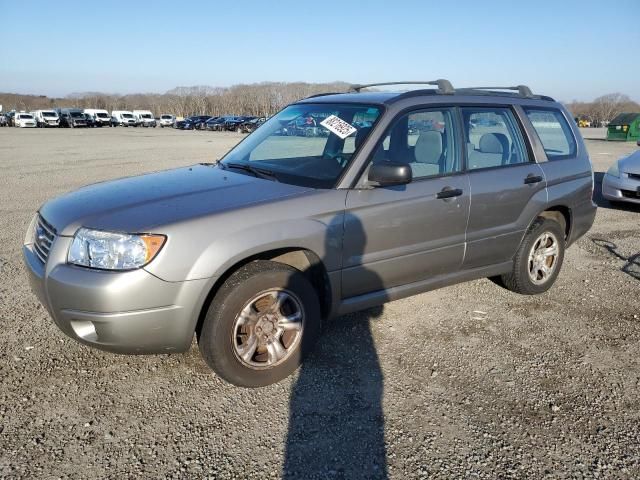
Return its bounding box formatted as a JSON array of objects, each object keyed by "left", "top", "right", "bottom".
[
  {"left": 282, "top": 214, "right": 389, "bottom": 479},
  {"left": 592, "top": 238, "right": 640, "bottom": 280},
  {"left": 592, "top": 172, "right": 640, "bottom": 212}
]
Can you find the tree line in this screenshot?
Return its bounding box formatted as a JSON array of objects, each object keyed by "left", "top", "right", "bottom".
[
  {"left": 0, "top": 82, "right": 350, "bottom": 118},
  {"left": 1, "top": 84, "right": 637, "bottom": 124},
  {"left": 565, "top": 93, "right": 640, "bottom": 126}
]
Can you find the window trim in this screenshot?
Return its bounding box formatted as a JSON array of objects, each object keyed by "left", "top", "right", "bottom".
[
  {"left": 459, "top": 105, "right": 534, "bottom": 173},
  {"left": 521, "top": 106, "right": 578, "bottom": 162},
  {"left": 354, "top": 105, "right": 464, "bottom": 186}
]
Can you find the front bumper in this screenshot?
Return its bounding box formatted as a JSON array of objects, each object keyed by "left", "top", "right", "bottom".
[
  {"left": 23, "top": 235, "right": 212, "bottom": 354},
  {"left": 602, "top": 173, "right": 640, "bottom": 204}
]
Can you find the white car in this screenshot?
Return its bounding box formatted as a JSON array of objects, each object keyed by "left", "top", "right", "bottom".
[
  {"left": 602, "top": 150, "right": 640, "bottom": 205},
  {"left": 84, "top": 109, "right": 111, "bottom": 127},
  {"left": 111, "top": 110, "right": 137, "bottom": 127},
  {"left": 31, "top": 110, "right": 60, "bottom": 127},
  {"left": 133, "top": 110, "right": 156, "bottom": 127},
  {"left": 14, "top": 113, "right": 37, "bottom": 128},
  {"left": 159, "top": 114, "right": 175, "bottom": 128}
]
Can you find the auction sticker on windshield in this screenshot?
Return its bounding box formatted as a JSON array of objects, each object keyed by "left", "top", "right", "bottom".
[{"left": 320, "top": 115, "right": 357, "bottom": 139}]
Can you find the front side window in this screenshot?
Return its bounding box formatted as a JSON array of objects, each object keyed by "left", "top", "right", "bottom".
[
  {"left": 523, "top": 108, "right": 576, "bottom": 160},
  {"left": 221, "top": 103, "right": 382, "bottom": 188},
  {"left": 368, "top": 108, "right": 460, "bottom": 179},
  {"left": 42, "top": 111, "right": 57, "bottom": 118},
  {"left": 462, "top": 107, "right": 529, "bottom": 170}
]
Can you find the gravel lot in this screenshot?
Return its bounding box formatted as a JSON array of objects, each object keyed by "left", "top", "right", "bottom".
[{"left": 1, "top": 127, "right": 639, "bottom": 479}]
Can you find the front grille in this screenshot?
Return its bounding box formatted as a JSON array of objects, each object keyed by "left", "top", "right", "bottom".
[
  {"left": 33, "top": 215, "right": 57, "bottom": 264},
  {"left": 627, "top": 172, "right": 640, "bottom": 181}
]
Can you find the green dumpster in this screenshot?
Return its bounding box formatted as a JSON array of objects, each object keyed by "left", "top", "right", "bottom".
[{"left": 606, "top": 112, "right": 640, "bottom": 141}]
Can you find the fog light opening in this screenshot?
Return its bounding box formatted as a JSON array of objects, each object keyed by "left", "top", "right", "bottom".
[{"left": 70, "top": 320, "right": 98, "bottom": 342}]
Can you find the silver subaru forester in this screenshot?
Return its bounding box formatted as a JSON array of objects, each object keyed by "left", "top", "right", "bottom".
[{"left": 23, "top": 80, "right": 596, "bottom": 387}]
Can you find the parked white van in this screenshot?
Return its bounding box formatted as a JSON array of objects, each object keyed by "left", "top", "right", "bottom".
[
  {"left": 84, "top": 109, "right": 111, "bottom": 127},
  {"left": 31, "top": 110, "right": 60, "bottom": 127},
  {"left": 159, "top": 114, "right": 175, "bottom": 127},
  {"left": 14, "top": 112, "right": 37, "bottom": 128},
  {"left": 112, "top": 110, "right": 137, "bottom": 127},
  {"left": 133, "top": 110, "right": 156, "bottom": 127}
]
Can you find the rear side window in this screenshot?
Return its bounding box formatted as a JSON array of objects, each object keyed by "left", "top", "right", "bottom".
[
  {"left": 461, "top": 107, "right": 529, "bottom": 170},
  {"left": 523, "top": 108, "right": 576, "bottom": 160}
]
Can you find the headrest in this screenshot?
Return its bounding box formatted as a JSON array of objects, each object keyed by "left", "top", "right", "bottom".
[
  {"left": 414, "top": 130, "right": 442, "bottom": 164},
  {"left": 479, "top": 133, "right": 509, "bottom": 154},
  {"left": 355, "top": 127, "right": 372, "bottom": 150}
]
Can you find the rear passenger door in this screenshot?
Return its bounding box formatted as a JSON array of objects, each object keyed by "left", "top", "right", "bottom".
[{"left": 462, "top": 106, "right": 547, "bottom": 269}]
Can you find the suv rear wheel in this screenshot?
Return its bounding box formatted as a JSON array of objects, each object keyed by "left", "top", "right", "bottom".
[
  {"left": 198, "top": 261, "right": 321, "bottom": 387},
  {"left": 500, "top": 217, "right": 565, "bottom": 295}
]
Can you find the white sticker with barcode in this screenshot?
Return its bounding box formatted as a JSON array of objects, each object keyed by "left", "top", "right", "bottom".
[{"left": 320, "top": 115, "right": 357, "bottom": 139}]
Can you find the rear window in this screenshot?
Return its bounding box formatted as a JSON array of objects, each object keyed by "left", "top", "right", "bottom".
[{"left": 524, "top": 108, "right": 576, "bottom": 160}]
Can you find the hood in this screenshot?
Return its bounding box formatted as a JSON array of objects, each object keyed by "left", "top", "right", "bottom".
[
  {"left": 619, "top": 151, "right": 640, "bottom": 175},
  {"left": 40, "top": 165, "right": 312, "bottom": 236}
]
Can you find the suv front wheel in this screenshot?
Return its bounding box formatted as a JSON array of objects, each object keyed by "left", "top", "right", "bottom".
[
  {"left": 500, "top": 217, "right": 566, "bottom": 295},
  {"left": 198, "top": 261, "right": 321, "bottom": 387}
]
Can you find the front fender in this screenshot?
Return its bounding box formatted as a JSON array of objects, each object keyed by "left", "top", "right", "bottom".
[{"left": 143, "top": 189, "right": 347, "bottom": 282}]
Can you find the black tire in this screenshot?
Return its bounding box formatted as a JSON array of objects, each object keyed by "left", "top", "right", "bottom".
[
  {"left": 500, "top": 217, "right": 565, "bottom": 295},
  {"left": 198, "top": 261, "right": 321, "bottom": 387}
]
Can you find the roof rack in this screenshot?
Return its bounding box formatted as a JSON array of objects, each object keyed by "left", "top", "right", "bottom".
[
  {"left": 462, "top": 85, "right": 534, "bottom": 98},
  {"left": 349, "top": 79, "right": 455, "bottom": 95}
]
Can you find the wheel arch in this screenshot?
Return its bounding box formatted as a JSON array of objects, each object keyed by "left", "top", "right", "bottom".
[
  {"left": 537, "top": 205, "right": 572, "bottom": 240},
  {"left": 194, "top": 247, "right": 332, "bottom": 338}
]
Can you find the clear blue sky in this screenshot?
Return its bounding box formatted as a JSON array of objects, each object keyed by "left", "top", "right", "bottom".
[{"left": 1, "top": 0, "right": 638, "bottom": 101}]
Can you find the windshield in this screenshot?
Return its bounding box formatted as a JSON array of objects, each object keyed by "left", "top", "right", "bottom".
[
  {"left": 221, "top": 103, "right": 382, "bottom": 188},
  {"left": 70, "top": 111, "right": 83, "bottom": 118},
  {"left": 161, "top": 115, "right": 172, "bottom": 119},
  {"left": 20, "top": 114, "right": 34, "bottom": 119},
  {"left": 141, "top": 113, "right": 152, "bottom": 118},
  {"left": 96, "top": 112, "right": 109, "bottom": 118},
  {"left": 42, "top": 111, "right": 57, "bottom": 117},
  {"left": 122, "top": 113, "right": 133, "bottom": 118}
]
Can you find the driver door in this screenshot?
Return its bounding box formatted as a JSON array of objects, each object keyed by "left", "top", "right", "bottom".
[{"left": 342, "top": 107, "right": 470, "bottom": 299}]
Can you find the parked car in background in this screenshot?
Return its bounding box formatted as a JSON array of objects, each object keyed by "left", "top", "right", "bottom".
[
  {"left": 110, "top": 115, "right": 119, "bottom": 127},
  {"left": 133, "top": 110, "right": 156, "bottom": 128},
  {"left": 112, "top": 110, "right": 137, "bottom": 127},
  {"left": 220, "top": 116, "right": 253, "bottom": 132},
  {"left": 31, "top": 110, "right": 60, "bottom": 127},
  {"left": 14, "top": 112, "right": 37, "bottom": 128},
  {"left": 6, "top": 111, "right": 16, "bottom": 126},
  {"left": 84, "top": 109, "right": 111, "bottom": 127},
  {"left": 602, "top": 151, "right": 640, "bottom": 205},
  {"left": 205, "top": 116, "right": 225, "bottom": 131},
  {"left": 159, "top": 114, "right": 175, "bottom": 128},
  {"left": 58, "top": 108, "right": 88, "bottom": 128},
  {"left": 0, "top": 114, "right": 7, "bottom": 127},
  {"left": 238, "top": 117, "right": 266, "bottom": 133},
  {"left": 181, "top": 115, "right": 212, "bottom": 130}
]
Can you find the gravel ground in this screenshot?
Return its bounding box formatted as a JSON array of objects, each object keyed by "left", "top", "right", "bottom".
[{"left": 0, "top": 126, "right": 639, "bottom": 479}]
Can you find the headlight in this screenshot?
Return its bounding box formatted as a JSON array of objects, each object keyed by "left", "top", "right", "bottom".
[
  {"left": 68, "top": 228, "right": 166, "bottom": 270},
  {"left": 607, "top": 161, "right": 620, "bottom": 178}
]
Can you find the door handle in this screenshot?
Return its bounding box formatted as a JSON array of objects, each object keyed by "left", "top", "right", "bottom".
[
  {"left": 524, "top": 174, "right": 543, "bottom": 185},
  {"left": 436, "top": 187, "right": 463, "bottom": 199}
]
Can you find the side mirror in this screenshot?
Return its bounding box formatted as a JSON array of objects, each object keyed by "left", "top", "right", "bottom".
[{"left": 367, "top": 162, "right": 412, "bottom": 187}]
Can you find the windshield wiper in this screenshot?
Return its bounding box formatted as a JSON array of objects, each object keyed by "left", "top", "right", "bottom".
[{"left": 222, "top": 162, "right": 279, "bottom": 182}]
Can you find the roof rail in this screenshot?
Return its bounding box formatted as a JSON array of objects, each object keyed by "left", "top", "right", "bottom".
[
  {"left": 463, "top": 85, "right": 534, "bottom": 98},
  {"left": 304, "top": 92, "right": 343, "bottom": 99},
  {"left": 349, "top": 79, "right": 455, "bottom": 95}
]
